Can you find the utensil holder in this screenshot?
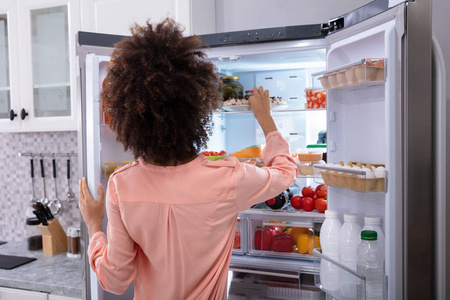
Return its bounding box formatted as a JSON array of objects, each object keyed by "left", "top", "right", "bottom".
[{"left": 38, "top": 218, "right": 68, "bottom": 255}]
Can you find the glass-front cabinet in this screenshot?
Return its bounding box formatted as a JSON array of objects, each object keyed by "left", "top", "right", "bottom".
[{"left": 0, "top": 0, "right": 80, "bottom": 132}]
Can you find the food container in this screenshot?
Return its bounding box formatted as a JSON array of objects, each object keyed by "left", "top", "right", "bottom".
[
  {"left": 319, "top": 76, "right": 331, "bottom": 90},
  {"left": 336, "top": 70, "right": 347, "bottom": 87},
  {"left": 244, "top": 90, "right": 253, "bottom": 100},
  {"left": 26, "top": 218, "right": 42, "bottom": 251},
  {"left": 297, "top": 144, "right": 326, "bottom": 163},
  {"left": 221, "top": 76, "right": 244, "bottom": 100},
  {"left": 232, "top": 217, "right": 245, "bottom": 254},
  {"left": 245, "top": 212, "right": 324, "bottom": 260},
  {"left": 67, "top": 225, "right": 81, "bottom": 258},
  {"left": 305, "top": 88, "right": 326, "bottom": 109}
]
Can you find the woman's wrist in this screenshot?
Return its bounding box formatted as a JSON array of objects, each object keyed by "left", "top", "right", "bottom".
[
  {"left": 258, "top": 115, "right": 278, "bottom": 136},
  {"left": 87, "top": 222, "right": 103, "bottom": 238}
]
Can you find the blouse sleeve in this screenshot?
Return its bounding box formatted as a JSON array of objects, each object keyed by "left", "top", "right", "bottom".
[
  {"left": 87, "top": 179, "right": 138, "bottom": 295},
  {"left": 234, "top": 131, "right": 297, "bottom": 211}
]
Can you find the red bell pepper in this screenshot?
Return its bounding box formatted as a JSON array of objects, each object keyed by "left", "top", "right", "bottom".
[
  {"left": 254, "top": 228, "right": 273, "bottom": 250},
  {"left": 272, "top": 233, "right": 293, "bottom": 252}
]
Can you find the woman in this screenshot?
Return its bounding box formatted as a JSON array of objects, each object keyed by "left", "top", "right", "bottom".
[{"left": 79, "top": 18, "right": 297, "bottom": 300}]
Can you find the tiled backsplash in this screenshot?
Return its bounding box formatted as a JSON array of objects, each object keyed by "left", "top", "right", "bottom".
[{"left": 0, "top": 131, "right": 81, "bottom": 242}]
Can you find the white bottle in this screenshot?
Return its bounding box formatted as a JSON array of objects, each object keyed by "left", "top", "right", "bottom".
[
  {"left": 319, "top": 210, "right": 342, "bottom": 291},
  {"left": 357, "top": 230, "right": 384, "bottom": 300},
  {"left": 338, "top": 213, "right": 361, "bottom": 298},
  {"left": 363, "top": 215, "right": 385, "bottom": 262}
]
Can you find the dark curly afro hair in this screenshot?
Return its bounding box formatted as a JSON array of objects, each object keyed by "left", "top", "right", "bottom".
[{"left": 102, "top": 18, "right": 221, "bottom": 165}]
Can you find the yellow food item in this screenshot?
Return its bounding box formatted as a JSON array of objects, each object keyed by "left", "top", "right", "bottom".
[
  {"left": 297, "top": 234, "right": 311, "bottom": 254},
  {"left": 308, "top": 236, "right": 321, "bottom": 255},
  {"left": 102, "top": 162, "right": 116, "bottom": 178},
  {"left": 290, "top": 227, "right": 310, "bottom": 244},
  {"left": 268, "top": 220, "right": 286, "bottom": 230},
  {"left": 230, "top": 145, "right": 262, "bottom": 158}
]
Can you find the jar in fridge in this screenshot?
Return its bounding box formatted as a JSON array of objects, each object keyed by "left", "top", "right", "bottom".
[
  {"left": 221, "top": 76, "right": 244, "bottom": 100},
  {"left": 244, "top": 90, "right": 253, "bottom": 100},
  {"left": 297, "top": 144, "right": 326, "bottom": 163},
  {"left": 26, "top": 218, "right": 42, "bottom": 251}
]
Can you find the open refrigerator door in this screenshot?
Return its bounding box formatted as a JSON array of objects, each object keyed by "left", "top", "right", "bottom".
[{"left": 78, "top": 40, "right": 136, "bottom": 299}]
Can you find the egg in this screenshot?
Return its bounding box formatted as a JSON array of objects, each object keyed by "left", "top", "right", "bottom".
[
  {"left": 374, "top": 166, "right": 385, "bottom": 178},
  {"left": 361, "top": 167, "right": 375, "bottom": 179}
]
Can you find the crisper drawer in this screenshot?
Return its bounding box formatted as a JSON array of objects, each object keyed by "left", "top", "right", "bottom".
[
  {"left": 242, "top": 210, "right": 325, "bottom": 260},
  {"left": 232, "top": 216, "right": 246, "bottom": 255}
]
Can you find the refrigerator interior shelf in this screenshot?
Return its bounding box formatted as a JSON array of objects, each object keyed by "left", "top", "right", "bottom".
[
  {"left": 313, "top": 164, "right": 387, "bottom": 193},
  {"left": 312, "top": 248, "right": 387, "bottom": 300},
  {"left": 213, "top": 108, "right": 326, "bottom": 114},
  {"left": 312, "top": 58, "right": 386, "bottom": 91},
  {"left": 102, "top": 161, "right": 133, "bottom": 179}
]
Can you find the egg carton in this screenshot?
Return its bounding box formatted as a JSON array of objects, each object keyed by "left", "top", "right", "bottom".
[
  {"left": 316, "top": 58, "right": 385, "bottom": 90},
  {"left": 315, "top": 161, "right": 385, "bottom": 193}
]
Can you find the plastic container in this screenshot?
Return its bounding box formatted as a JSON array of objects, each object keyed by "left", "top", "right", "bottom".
[
  {"left": 297, "top": 144, "right": 326, "bottom": 163},
  {"left": 338, "top": 213, "right": 362, "bottom": 298},
  {"left": 305, "top": 88, "right": 326, "bottom": 109},
  {"left": 26, "top": 218, "right": 42, "bottom": 251},
  {"left": 319, "top": 210, "right": 342, "bottom": 291},
  {"left": 363, "top": 216, "right": 385, "bottom": 261},
  {"left": 357, "top": 230, "right": 384, "bottom": 299},
  {"left": 67, "top": 225, "right": 81, "bottom": 258},
  {"left": 221, "top": 76, "right": 244, "bottom": 100}
]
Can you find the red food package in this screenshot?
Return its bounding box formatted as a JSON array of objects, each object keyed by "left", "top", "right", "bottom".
[{"left": 272, "top": 233, "right": 293, "bottom": 252}]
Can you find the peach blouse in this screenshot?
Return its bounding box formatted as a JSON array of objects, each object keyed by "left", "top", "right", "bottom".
[{"left": 88, "top": 131, "right": 297, "bottom": 299}]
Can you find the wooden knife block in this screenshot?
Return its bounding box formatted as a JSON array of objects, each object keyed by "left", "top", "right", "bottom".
[{"left": 38, "top": 218, "right": 68, "bottom": 255}]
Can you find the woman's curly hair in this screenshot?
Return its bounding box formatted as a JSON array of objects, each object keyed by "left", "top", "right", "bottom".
[{"left": 102, "top": 18, "right": 221, "bottom": 165}]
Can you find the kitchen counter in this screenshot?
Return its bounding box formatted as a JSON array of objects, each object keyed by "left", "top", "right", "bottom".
[{"left": 0, "top": 241, "right": 82, "bottom": 298}]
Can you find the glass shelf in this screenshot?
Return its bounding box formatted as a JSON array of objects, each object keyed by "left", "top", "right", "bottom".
[
  {"left": 313, "top": 248, "right": 386, "bottom": 300},
  {"left": 311, "top": 58, "right": 386, "bottom": 91},
  {"left": 313, "top": 164, "right": 387, "bottom": 193},
  {"left": 213, "top": 108, "right": 326, "bottom": 114}
]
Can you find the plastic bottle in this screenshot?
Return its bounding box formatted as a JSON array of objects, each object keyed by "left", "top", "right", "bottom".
[
  {"left": 363, "top": 215, "right": 385, "bottom": 262},
  {"left": 319, "top": 210, "right": 342, "bottom": 291},
  {"left": 338, "top": 213, "right": 362, "bottom": 298},
  {"left": 357, "top": 230, "right": 384, "bottom": 300}
]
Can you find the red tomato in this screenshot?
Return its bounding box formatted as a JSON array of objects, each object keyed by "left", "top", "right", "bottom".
[
  {"left": 315, "top": 198, "right": 327, "bottom": 213},
  {"left": 218, "top": 150, "right": 226, "bottom": 155},
  {"left": 200, "top": 151, "right": 210, "bottom": 156},
  {"left": 302, "top": 197, "right": 315, "bottom": 212},
  {"left": 314, "top": 184, "right": 326, "bottom": 195},
  {"left": 233, "top": 231, "right": 241, "bottom": 249},
  {"left": 302, "top": 187, "right": 315, "bottom": 198},
  {"left": 316, "top": 185, "right": 327, "bottom": 198},
  {"left": 290, "top": 195, "right": 303, "bottom": 210}
]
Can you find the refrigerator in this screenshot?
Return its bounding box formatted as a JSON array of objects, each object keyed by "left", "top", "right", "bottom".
[{"left": 76, "top": 0, "right": 449, "bottom": 299}]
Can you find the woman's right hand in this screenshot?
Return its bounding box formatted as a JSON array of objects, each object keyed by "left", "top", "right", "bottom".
[{"left": 249, "top": 86, "right": 278, "bottom": 136}]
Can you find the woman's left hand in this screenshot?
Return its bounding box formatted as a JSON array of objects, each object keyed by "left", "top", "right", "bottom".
[{"left": 79, "top": 177, "right": 105, "bottom": 237}]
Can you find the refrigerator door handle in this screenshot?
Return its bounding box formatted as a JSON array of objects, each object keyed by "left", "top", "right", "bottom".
[{"left": 432, "top": 33, "right": 446, "bottom": 300}]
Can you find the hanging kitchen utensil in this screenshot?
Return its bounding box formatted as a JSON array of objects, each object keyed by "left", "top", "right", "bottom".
[
  {"left": 39, "top": 157, "right": 49, "bottom": 205},
  {"left": 26, "top": 156, "right": 39, "bottom": 219},
  {"left": 49, "top": 156, "right": 62, "bottom": 216},
  {"left": 67, "top": 156, "right": 76, "bottom": 202},
  {"left": 29, "top": 157, "right": 38, "bottom": 203}
]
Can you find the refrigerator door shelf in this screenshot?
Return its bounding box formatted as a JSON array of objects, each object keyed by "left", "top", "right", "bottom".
[
  {"left": 312, "top": 248, "right": 387, "bottom": 300},
  {"left": 313, "top": 165, "right": 387, "bottom": 193},
  {"left": 311, "top": 58, "right": 386, "bottom": 91}
]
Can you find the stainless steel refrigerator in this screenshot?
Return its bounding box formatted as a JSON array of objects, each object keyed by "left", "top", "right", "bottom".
[{"left": 76, "top": 0, "right": 449, "bottom": 299}]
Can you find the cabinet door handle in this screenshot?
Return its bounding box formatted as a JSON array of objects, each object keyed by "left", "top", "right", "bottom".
[
  {"left": 9, "top": 109, "right": 17, "bottom": 121},
  {"left": 20, "top": 109, "right": 29, "bottom": 120}
]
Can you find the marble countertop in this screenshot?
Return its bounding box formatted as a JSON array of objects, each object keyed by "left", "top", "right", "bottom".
[{"left": 0, "top": 240, "right": 82, "bottom": 298}]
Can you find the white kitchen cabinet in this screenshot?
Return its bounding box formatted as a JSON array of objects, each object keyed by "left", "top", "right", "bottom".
[
  {"left": 48, "top": 295, "right": 81, "bottom": 300},
  {"left": 0, "top": 0, "right": 80, "bottom": 132},
  {"left": 80, "top": 0, "right": 191, "bottom": 35},
  {"left": 0, "top": 287, "right": 47, "bottom": 300}
]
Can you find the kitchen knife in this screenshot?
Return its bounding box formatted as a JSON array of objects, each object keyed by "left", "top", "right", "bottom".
[{"left": 33, "top": 210, "right": 48, "bottom": 226}]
